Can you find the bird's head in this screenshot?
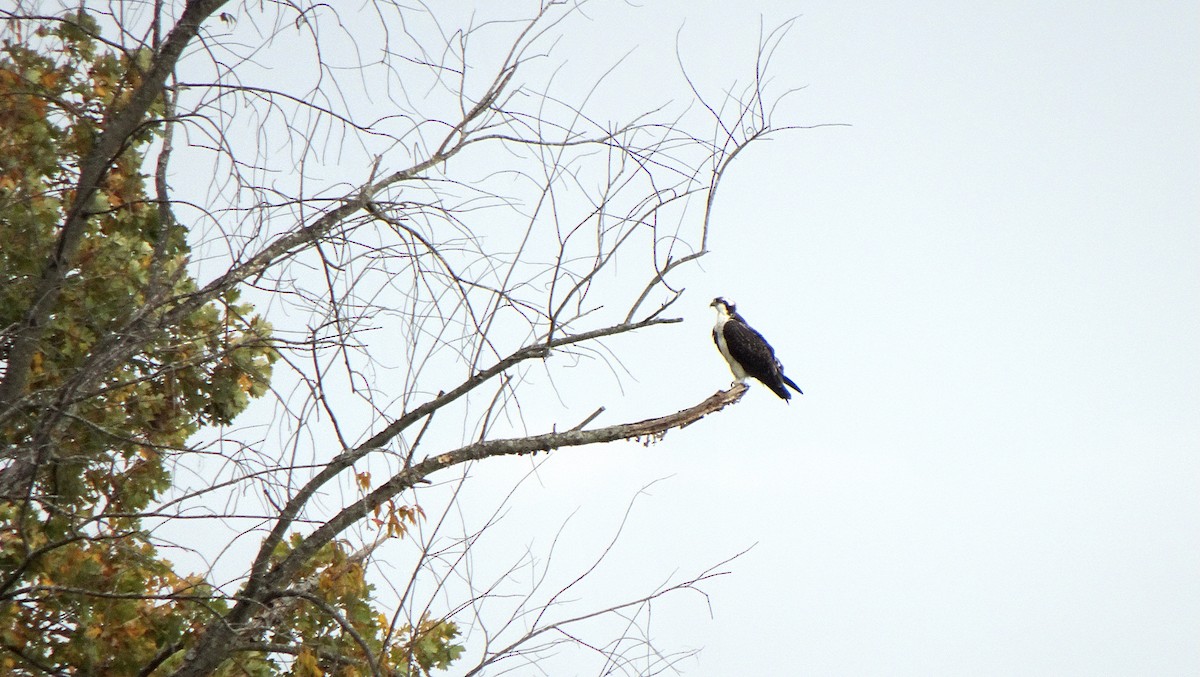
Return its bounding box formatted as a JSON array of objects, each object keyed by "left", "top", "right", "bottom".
[{"left": 711, "top": 297, "right": 736, "bottom": 317}]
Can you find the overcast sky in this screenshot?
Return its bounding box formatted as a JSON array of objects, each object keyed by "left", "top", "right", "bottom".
[
  {"left": 429, "top": 2, "right": 1200, "bottom": 675},
  {"left": 150, "top": 1, "right": 1200, "bottom": 674}
]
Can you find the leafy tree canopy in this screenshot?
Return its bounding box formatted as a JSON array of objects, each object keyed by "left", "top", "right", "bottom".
[{"left": 0, "top": 14, "right": 450, "bottom": 676}]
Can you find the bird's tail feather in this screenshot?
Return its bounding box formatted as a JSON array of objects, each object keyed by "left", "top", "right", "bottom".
[{"left": 782, "top": 374, "right": 803, "bottom": 395}]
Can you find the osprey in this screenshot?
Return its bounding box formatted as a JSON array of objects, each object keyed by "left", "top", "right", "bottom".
[{"left": 711, "top": 297, "right": 803, "bottom": 401}]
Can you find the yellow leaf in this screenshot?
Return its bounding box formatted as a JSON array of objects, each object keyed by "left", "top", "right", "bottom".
[{"left": 295, "top": 648, "right": 323, "bottom": 677}]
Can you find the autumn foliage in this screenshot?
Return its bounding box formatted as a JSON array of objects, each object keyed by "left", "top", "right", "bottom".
[{"left": 0, "top": 13, "right": 458, "bottom": 676}]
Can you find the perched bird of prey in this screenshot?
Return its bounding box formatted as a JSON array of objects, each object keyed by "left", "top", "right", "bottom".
[{"left": 710, "top": 297, "right": 803, "bottom": 401}]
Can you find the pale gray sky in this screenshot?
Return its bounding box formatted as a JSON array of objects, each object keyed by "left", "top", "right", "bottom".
[
  {"left": 161, "top": 1, "right": 1198, "bottom": 674},
  {"left": 445, "top": 2, "right": 1200, "bottom": 675}
]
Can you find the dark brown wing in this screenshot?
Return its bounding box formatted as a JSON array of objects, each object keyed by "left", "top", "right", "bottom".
[{"left": 722, "top": 320, "right": 792, "bottom": 400}]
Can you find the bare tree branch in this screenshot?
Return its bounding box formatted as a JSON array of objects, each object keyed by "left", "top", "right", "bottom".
[{"left": 1, "top": 3, "right": 809, "bottom": 674}]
